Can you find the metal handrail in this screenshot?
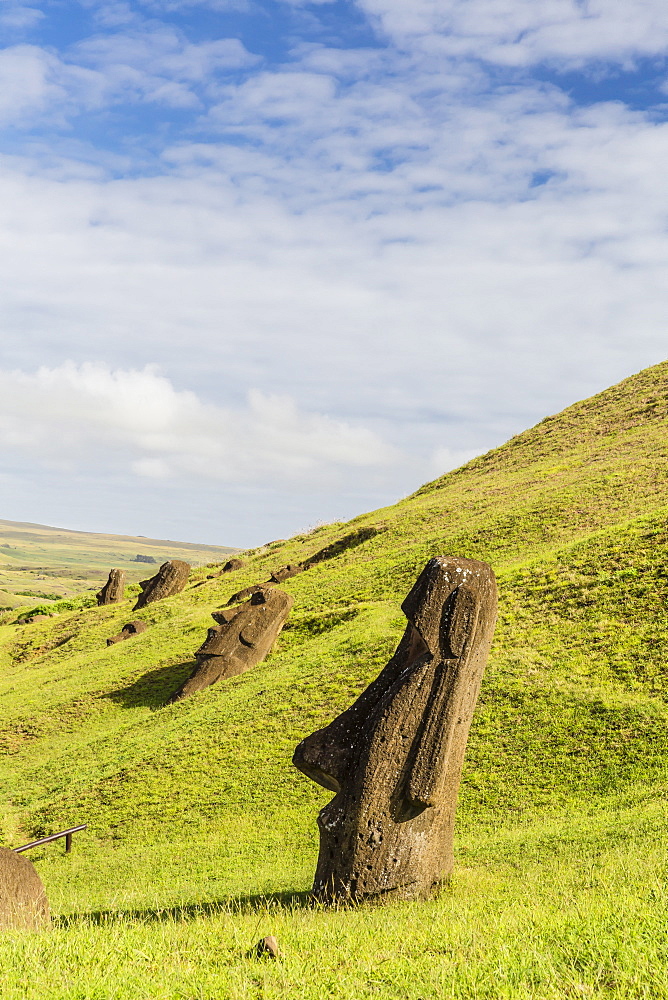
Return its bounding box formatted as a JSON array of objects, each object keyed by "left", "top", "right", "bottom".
[{"left": 13, "top": 824, "right": 87, "bottom": 854}]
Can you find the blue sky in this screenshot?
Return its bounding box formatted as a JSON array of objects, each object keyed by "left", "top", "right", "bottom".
[{"left": 0, "top": 0, "right": 667, "bottom": 546}]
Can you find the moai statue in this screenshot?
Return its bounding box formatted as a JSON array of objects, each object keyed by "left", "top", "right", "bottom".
[
  {"left": 221, "top": 558, "right": 245, "bottom": 573},
  {"left": 269, "top": 564, "right": 303, "bottom": 583},
  {"left": 170, "top": 586, "right": 294, "bottom": 702},
  {"left": 226, "top": 583, "right": 266, "bottom": 606},
  {"left": 96, "top": 568, "right": 126, "bottom": 606},
  {"left": 0, "top": 848, "right": 50, "bottom": 930},
  {"left": 133, "top": 560, "right": 190, "bottom": 610},
  {"left": 107, "top": 620, "right": 148, "bottom": 646},
  {"left": 293, "top": 556, "right": 497, "bottom": 904}
]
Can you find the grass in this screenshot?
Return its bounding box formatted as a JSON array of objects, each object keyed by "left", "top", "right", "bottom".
[{"left": 0, "top": 359, "right": 668, "bottom": 995}]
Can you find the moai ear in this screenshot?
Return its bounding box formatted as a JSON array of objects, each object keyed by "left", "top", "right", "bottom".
[
  {"left": 401, "top": 584, "right": 481, "bottom": 814},
  {"left": 440, "top": 584, "right": 479, "bottom": 659}
]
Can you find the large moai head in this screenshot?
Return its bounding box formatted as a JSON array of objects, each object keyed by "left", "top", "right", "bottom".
[
  {"left": 133, "top": 560, "right": 190, "bottom": 610},
  {"left": 0, "top": 848, "right": 50, "bottom": 930},
  {"left": 96, "top": 568, "right": 126, "bottom": 606},
  {"left": 169, "top": 586, "right": 294, "bottom": 702},
  {"left": 293, "top": 556, "right": 497, "bottom": 904}
]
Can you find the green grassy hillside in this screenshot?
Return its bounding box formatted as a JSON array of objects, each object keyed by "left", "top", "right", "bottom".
[
  {"left": 0, "top": 519, "right": 238, "bottom": 610},
  {"left": 0, "top": 361, "right": 667, "bottom": 998}
]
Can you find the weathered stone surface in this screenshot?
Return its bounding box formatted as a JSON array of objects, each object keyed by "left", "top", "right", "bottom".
[
  {"left": 170, "top": 587, "right": 293, "bottom": 701},
  {"left": 96, "top": 568, "right": 126, "bottom": 606},
  {"left": 226, "top": 584, "right": 266, "bottom": 606},
  {"left": 222, "top": 558, "right": 245, "bottom": 573},
  {"left": 269, "top": 564, "right": 303, "bottom": 583},
  {"left": 0, "top": 847, "right": 49, "bottom": 930},
  {"left": 107, "top": 620, "right": 148, "bottom": 646},
  {"left": 133, "top": 560, "right": 190, "bottom": 610},
  {"left": 293, "top": 556, "right": 497, "bottom": 904}
]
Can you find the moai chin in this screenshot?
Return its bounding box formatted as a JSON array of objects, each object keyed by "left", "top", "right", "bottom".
[
  {"left": 96, "top": 568, "right": 126, "bottom": 606},
  {"left": 293, "top": 556, "right": 497, "bottom": 904}
]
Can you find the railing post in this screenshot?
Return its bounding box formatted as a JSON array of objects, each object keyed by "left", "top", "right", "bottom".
[{"left": 65, "top": 832, "right": 72, "bottom": 853}]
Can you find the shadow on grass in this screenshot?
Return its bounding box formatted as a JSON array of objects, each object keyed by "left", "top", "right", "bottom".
[
  {"left": 105, "top": 660, "right": 196, "bottom": 709},
  {"left": 55, "top": 889, "right": 315, "bottom": 927}
]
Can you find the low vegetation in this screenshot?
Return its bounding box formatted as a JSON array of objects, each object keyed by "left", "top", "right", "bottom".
[{"left": 0, "top": 361, "right": 667, "bottom": 997}]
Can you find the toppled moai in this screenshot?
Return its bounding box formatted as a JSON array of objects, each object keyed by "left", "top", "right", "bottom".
[
  {"left": 293, "top": 556, "right": 497, "bottom": 904},
  {"left": 107, "top": 620, "right": 148, "bottom": 646},
  {"left": 133, "top": 560, "right": 190, "bottom": 610},
  {"left": 226, "top": 583, "right": 265, "bottom": 606},
  {"left": 170, "top": 586, "right": 294, "bottom": 702},
  {"left": 269, "top": 564, "right": 303, "bottom": 583},
  {"left": 96, "top": 568, "right": 126, "bottom": 606},
  {"left": 222, "top": 558, "right": 245, "bottom": 573},
  {"left": 0, "top": 847, "right": 50, "bottom": 930}
]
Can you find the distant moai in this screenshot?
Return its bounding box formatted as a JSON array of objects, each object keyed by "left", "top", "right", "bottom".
[
  {"left": 133, "top": 560, "right": 190, "bottom": 610},
  {"left": 293, "top": 556, "right": 497, "bottom": 904},
  {"left": 107, "top": 620, "right": 148, "bottom": 646},
  {"left": 0, "top": 847, "right": 50, "bottom": 930},
  {"left": 96, "top": 568, "right": 126, "bottom": 606},
  {"left": 170, "top": 586, "right": 294, "bottom": 701},
  {"left": 221, "top": 558, "right": 245, "bottom": 573},
  {"left": 269, "top": 564, "right": 303, "bottom": 583}
]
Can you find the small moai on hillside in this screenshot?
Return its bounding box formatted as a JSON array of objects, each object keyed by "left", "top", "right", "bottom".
[
  {"left": 96, "top": 568, "right": 126, "bottom": 606},
  {"left": 133, "top": 560, "right": 190, "bottom": 610},
  {"left": 269, "top": 564, "right": 303, "bottom": 583},
  {"left": 221, "top": 558, "right": 245, "bottom": 573},
  {"left": 293, "top": 556, "right": 497, "bottom": 904},
  {"left": 107, "top": 620, "right": 148, "bottom": 646},
  {"left": 0, "top": 847, "right": 50, "bottom": 930},
  {"left": 170, "top": 586, "right": 294, "bottom": 702},
  {"left": 226, "top": 583, "right": 266, "bottom": 606}
]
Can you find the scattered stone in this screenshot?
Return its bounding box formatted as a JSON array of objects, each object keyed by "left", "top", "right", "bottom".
[
  {"left": 222, "top": 558, "right": 245, "bottom": 573},
  {"left": 255, "top": 935, "right": 280, "bottom": 959},
  {"left": 96, "top": 568, "right": 126, "bottom": 606},
  {"left": 133, "top": 560, "right": 190, "bottom": 610},
  {"left": 107, "top": 620, "right": 148, "bottom": 646},
  {"left": 269, "top": 564, "right": 303, "bottom": 583},
  {"left": 293, "top": 556, "right": 497, "bottom": 904},
  {"left": 170, "top": 587, "right": 294, "bottom": 702},
  {"left": 0, "top": 847, "right": 50, "bottom": 930}
]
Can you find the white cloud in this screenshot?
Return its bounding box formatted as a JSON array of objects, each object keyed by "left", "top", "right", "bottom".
[
  {"left": 0, "top": 363, "right": 398, "bottom": 487},
  {"left": 355, "top": 0, "right": 668, "bottom": 66}
]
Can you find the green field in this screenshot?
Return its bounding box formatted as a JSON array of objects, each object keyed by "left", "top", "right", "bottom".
[
  {"left": 0, "top": 519, "right": 238, "bottom": 610},
  {"left": 0, "top": 360, "right": 667, "bottom": 998}
]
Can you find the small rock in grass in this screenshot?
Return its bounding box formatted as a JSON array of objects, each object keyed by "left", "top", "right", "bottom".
[{"left": 255, "top": 935, "right": 280, "bottom": 959}]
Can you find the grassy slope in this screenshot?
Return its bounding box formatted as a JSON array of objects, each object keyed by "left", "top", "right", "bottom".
[
  {"left": 0, "top": 519, "right": 238, "bottom": 608},
  {"left": 0, "top": 361, "right": 667, "bottom": 997}
]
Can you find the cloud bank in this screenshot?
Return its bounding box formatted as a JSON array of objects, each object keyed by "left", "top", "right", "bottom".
[{"left": 0, "top": 0, "right": 666, "bottom": 542}]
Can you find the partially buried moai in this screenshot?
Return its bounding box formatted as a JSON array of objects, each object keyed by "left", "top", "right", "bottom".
[
  {"left": 293, "top": 556, "right": 497, "bottom": 904},
  {"left": 133, "top": 560, "right": 190, "bottom": 610},
  {"left": 96, "top": 568, "right": 126, "bottom": 606},
  {"left": 169, "top": 586, "right": 293, "bottom": 702}
]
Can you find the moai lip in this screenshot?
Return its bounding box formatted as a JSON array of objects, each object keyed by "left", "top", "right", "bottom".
[
  {"left": 133, "top": 560, "right": 190, "bottom": 610},
  {"left": 169, "top": 586, "right": 294, "bottom": 701},
  {"left": 96, "top": 568, "right": 126, "bottom": 606},
  {"left": 293, "top": 556, "right": 497, "bottom": 905}
]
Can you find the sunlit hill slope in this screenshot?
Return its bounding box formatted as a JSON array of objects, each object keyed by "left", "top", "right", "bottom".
[{"left": 0, "top": 360, "right": 667, "bottom": 997}]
